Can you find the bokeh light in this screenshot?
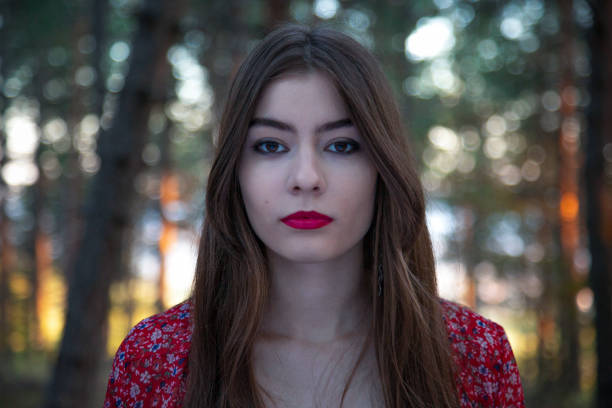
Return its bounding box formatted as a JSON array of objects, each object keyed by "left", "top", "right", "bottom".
[{"left": 405, "top": 17, "right": 455, "bottom": 61}]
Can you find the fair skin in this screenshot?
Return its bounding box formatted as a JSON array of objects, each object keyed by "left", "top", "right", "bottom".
[{"left": 238, "top": 71, "right": 381, "bottom": 407}]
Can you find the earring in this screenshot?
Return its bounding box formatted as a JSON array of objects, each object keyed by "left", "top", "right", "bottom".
[{"left": 377, "top": 264, "right": 383, "bottom": 297}]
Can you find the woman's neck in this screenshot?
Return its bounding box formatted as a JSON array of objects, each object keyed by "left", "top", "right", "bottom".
[{"left": 261, "top": 242, "right": 370, "bottom": 344}]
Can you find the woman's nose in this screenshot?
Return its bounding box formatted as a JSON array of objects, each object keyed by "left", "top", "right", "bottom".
[{"left": 287, "top": 147, "right": 326, "bottom": 194}]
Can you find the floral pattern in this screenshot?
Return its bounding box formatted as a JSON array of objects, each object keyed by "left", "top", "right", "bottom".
[
  {"left": 441, "top": 301, "right": 525, "bottom": 407},
  {"left": 104, "top": 300, "right": 525, "bottom": 407}
]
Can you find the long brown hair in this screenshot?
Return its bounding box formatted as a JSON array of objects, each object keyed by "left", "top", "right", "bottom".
[{"left": 185, "top": 24, "right": 459, "bottom": 407}]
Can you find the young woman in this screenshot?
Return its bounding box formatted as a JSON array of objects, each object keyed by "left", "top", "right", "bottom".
[{"left": 104, "top": 25, "right": 525, "bottom": 408}]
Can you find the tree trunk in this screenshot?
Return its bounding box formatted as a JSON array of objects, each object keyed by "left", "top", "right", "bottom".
[
  {"left": 534, "top": 213, "right": 558, "bottom": 399},
  {"left": 30, "top": 129, "right": 49, "bottom": 349},
  {"left": 460, "top": 206, "right": 477, "bottom": 308},
  {"left": 0, "top": 0, "right": 12, "bottom": 360},
  {"left": 265, "top": 0, "right": 289, "bottom": 30},
  {"left": 59, "top": 13, "right": 87, "bottom": 282},
  {"left": 59, "top": 0, "right": 108, "bottom": 283},
  {"left": 27, "top": 51, "right": 53, "bottom": 350},
  {"left": 586, "top": 1, "right": 612, "bottom": 406},
  {"left": 156, "top": 127, "right": 177, "bottom": 311},
  {"left": 91, "top": 0, "right": 108, "bottom": 119},
  {"left": 44, "top": 0, "right": 186, "bottom": 406},
  {"left": 556, "top": 0, "right": 581, "bottom": 392},
  {"left": 0, "top": 133, "right": 12, "bottom": 358}
]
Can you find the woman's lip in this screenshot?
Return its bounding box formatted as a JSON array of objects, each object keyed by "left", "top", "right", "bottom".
[{"left": 281, "top": 211, "right": 333, "bottom": 230}]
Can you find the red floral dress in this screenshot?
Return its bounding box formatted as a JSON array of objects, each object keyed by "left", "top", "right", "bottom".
[{"left": 104, "top": 300, "right": 525, "bottom": 407}]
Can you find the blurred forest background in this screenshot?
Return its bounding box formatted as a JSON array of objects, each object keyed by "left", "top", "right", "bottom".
[{"left": 1, "top": 0, "right": 611, "bottom": 407}]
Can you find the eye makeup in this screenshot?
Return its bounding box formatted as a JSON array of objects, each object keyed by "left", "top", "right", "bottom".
[
  {"left": 325, "top": 139, "right": 360, "bottom": 154},
  {"left": 253, "top": 139, "right": 289, "bottom": 154}
]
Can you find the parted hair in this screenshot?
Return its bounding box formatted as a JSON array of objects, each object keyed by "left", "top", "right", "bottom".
[{"left": 184, "top": 24, "right": 459, "bottom": 407}]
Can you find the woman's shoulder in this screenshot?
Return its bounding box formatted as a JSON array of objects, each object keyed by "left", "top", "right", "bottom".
[
  {"left": 439, "top": 299, "right": 525, "bottom": 407},
  {"left": 103, "top": 301, "right": 192, "bottom": 408},
  {"left": 440, "top": 298, "right": 506, "bottom": 342},
  {"left": 439, "top": 298, "right": 515, "bottom": 365},
  {"left": 118, "top": 300, "right": 193, "bottom": 357}
]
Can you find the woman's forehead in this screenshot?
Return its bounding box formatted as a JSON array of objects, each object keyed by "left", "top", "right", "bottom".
[{"left": 253, "top": 71, "right": 349, "bottom": 123}]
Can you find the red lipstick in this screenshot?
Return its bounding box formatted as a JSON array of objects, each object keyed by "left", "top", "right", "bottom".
[{"left": 281, "top": 211, "right": 333, "bottom": 230}]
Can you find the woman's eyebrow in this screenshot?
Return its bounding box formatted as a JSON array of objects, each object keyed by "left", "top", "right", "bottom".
[
  {"left": 249, "top": 117, "right": 293, "bottom": 131},
  {"left": 249, "top": 117, "right": 353, "bottom": 133},
  {"left": 317, "top": 118, "right": 353, "bottom": 133}
]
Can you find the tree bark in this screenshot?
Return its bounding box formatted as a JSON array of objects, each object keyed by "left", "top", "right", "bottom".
[
  {"left": 44, "top": 0, "right": 186, "bottom": 406},
  {"left": 586, "top": 1, "right": 612, "bottom": 406}
]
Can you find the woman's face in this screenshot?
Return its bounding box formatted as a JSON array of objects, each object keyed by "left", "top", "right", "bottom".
[{"left": 238, "top": 71, "right": 378, "bottom": 264}]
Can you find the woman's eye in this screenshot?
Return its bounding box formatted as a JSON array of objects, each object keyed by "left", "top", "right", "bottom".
[
  {"left": 327, "top": 140, "right": 360, "bottom": 154},
  {"left": 254, "top": 141, "right": 288, "bottom": 154}
]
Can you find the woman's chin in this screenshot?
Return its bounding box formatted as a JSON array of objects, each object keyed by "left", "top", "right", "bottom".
[{"left": 266, "top": 241, "right": 361, "bottom": 265}]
